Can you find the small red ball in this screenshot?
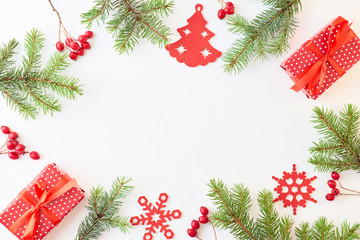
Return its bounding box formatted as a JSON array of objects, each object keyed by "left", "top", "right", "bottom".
[
  {"left": 30, "top": 151, "right": 40, "bottom": 160},
  {"left": 226, "top": 2, "right": 234, "bottom": 9},
  {"left": 331, "top": 188, "right": 340, "bottom": 196},
  {"left": 331, "top": 171, "right": 340, "bottom": 180},
  {"left": 325, "top": 193, "right": 335, "bottom": 201},
  {"left": 218, "top": 9, "right": 226, "bottom": 19},
  {"left": 6, "top": 140, "right": 18, "bottom": 150},
  {"left": 78, "top": 35, "right": 88, "bottom": 43},
  {"left": 77, "top": 48, "right": 85, "bottom": 56},
  {"left": 70, "top": 42, "right": 81, "bottom": 51},
  {"left": 56, "top": 41, "right": 64, "bottom": 51},
  {"left": 198, "top": 215, "right": 208, "bottom": 224},
  {"left": 327, "top": 180, "right": 337, "bottom": 188},
  {"left": 191, "top": 220, "right": 200, "bottom": 230},
  {"left": 8, "top": 132, "right": 18, "bottom": 140},
  {"left": 225, "top": 7, "right": 235, "bottom": 15},
  {"left": 1, "top": 126, "right": 10, "bottom": 134},
  {"left": 84, "top": 31, "right": 94, "bottom": 39},
  {"left": 15, "top": 144, "right": 25, "bottom": 155},
  {"left": 69, "top": 52, "right": 78, "bottom": 61},
  {"left": 8, "top": 151, "right": 19, "bottom": 160},
  {"left": 187, "top": 228, "right": 197, "bottom": 238},
  {"left": 81, "top": 42, "right": 91, "bottom": 50},
  {"left": 65, "top": 38, "right": 73, "bottom": 47},
  {"left": 200, "top": 206, "right": 209, "bottom": 216}
]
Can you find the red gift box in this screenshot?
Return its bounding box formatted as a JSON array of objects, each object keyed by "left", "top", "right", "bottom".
[
  {"left": 281, "top": 16, "right": 360, "bottom": 99},
  {"left": 0, "top": 163, "right": 84, "bottom": 240}
]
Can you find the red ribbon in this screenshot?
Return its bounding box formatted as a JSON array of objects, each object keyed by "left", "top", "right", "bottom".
[
  {"left": 290, "top": 17, "right": 356, "bottom": 96},
  {"left": 8, "top": 177, "right": 77, "bottom": 240}
]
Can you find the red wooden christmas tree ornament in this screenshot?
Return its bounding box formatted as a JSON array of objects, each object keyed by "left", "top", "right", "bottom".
[{"left": 166, "top": 4, "right": 222, "bottom": 67}]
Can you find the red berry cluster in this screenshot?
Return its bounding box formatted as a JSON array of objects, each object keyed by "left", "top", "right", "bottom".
[
  {"left": 325, "top": 171, "right": 360, "bottom": 201},
  {"left": 217, "top": 1, "right": 235, "bottom": 20},
  {"left": 56, "top": 31, "right": 93, "bottom": 61},
  {"left": 187, "top": 207, "right": 215, "bottom": 239},
  {"left": 0, "top": 126, "right": 40, "bottom": 160}
]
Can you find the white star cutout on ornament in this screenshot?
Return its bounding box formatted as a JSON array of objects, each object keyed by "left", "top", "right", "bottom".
[
  {"left": 183, "top": 28, "right": 191, "bottom": 36},
  {"left": 201, "top": 31, "right": 208, "bottom": 38},
  {"left": 176, "top": 44, "right": 187, "bottom": 55},
  {"left": 200, "top": 48, "right": 212, "bottom": 58},
  {"left": 151, "top": 213, "right": 162, "bottom": 223}
]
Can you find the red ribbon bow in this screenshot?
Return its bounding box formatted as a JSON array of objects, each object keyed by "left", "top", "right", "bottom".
[
  {"left": 291, "top": 17, "right": 356, "bottom": 96},
  {"left": 8, "top": 177, "right": 77, "bottom": 240}
]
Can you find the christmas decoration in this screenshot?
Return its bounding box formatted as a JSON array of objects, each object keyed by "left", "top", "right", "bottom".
[
  {"left": 272, "top": 164, "right": 317, "bottom": 215},
  {"left": 75, "top": 176, "right": 133, "bottom": 240},
  {"left": 81, "top": 0, "right": 174, "bottom": 55},
  {"left": 186, "top": 206, "right": 217, "bottom": 240},
  {"left": 130, "top": 193, "right": 182, "bottom": 240},
  {"left": 325, "top": 171, "right": 360, "bottom": 201},
  {"left": 208, "top": 179, "right": 360, "bottom": 239},
  {"left": 216, "top": 1, "right": 235, "bottom": 20},
  {"left": 0, "top": 29, "right": 83, "bottom": 119},
  {"left": 223, "top": 0, "right": 302, "bottom": 74},
  {"left": 166, "top": 4, "right": 222, "bottom": 67},
  {"left": 48, "top": 0, "right": 94, "bottom": 60},
  {"left": 0, "top": 163, "right": 84, "bottom": 240},
  {"left": 0, "top": 125, "right": 40, "bottom": 160},
  {"left": 309, "top": 104, "right": 360, "bottom": 172},
  {"left": 281, "top": 16, "right": 360, "bottom": 100}
]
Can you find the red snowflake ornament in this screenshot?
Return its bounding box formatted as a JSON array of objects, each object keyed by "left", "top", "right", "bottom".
[
  {"left": 272, "top": 164, "right": 317, "bottom": 215},
  {"left": 165, "top": 4, "right": 222, "bottom": 67},
  {"left": 130, "top": 193, "right": 182, "bottom": 240}
]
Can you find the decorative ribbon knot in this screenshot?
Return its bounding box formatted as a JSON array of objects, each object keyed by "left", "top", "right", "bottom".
[
  {"left": 291, "top": 17, "right": 356, "bottom": 96},
  {"left": 8, "top": 177, "right": 77, "bottom": 240}
]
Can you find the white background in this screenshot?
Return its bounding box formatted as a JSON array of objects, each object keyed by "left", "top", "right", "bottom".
[{"left": 1, "top": 0, "right": 360, "bottom": 239}]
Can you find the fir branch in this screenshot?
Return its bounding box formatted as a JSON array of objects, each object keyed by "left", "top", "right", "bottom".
[
  {"left": 81, "top": 0, "right": 174, "bottom": 54},
  {"left": 75, "top": 176, "right": 133, "bottom": 240},
  {"left": 223, "top": 0, "right": 302, "bottom": 74}
]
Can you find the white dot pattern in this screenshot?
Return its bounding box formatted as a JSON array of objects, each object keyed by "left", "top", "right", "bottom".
[
  {"left": 0, "top": 163, "right": 84, "bottom": 240},
  {"left": 282, "top": 18, "right": 360, "bottom": 100}
]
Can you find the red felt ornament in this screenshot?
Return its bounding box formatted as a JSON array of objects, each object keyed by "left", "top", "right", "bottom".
[
  {"left": 273, "top": 164, "right": 317, "bottom": 215},
  {"left": 166, "top": 4, "right": 222, "bottom": 67}
]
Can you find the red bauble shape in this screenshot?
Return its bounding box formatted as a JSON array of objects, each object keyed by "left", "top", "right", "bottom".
[
  {"left": 218, "top": 9, "right": 226, "bottom": 19},
  {"left": 6, "top": 140, "right": 18, "bottom": 150},
  {"left": 198, "top": 215, "right": 208, "bottom": 224},
  {"left": 191, "top": 220, "right": 200, "bottom": 230},
  {"left": 65, "top": 38, "right": 73, "bottom": 47},
  {"left": 69, "top": 52, "right": 78, "bottom": 61},
  {"left": 226, "top": 2, "right": 234, "bottom": 9},
  {"left": 30, "top": 151, "right": 40, "bottom": 160},
  {"left": 1, "top": 126, "right": 10, "bottom": 134},
  {"left": 77, "top": 48, "right": 85, "bottom": 56},
  {"left": 325, "top": 193, "right": 335, "bottom": 201},
  {"left": 327, "top": 180, "right": 337, "bottom": 188},
  {"left": 81, "top": 42, "right": 91, "bottom": 50},
  {"left": 331, "top": 188, "right": 340, "bottom": 196},
  {"left": 331, "top": 171, "right": 340, "bottom": 180},
  {"left": 70, "top": 42, "right": 81, "bottom": 51},
  {"left": 200, "top": 206, "right": 209, "bottom": 216},
  {"left": 8, "top": 132, "right": 18, "bottom": 140},
  {"left": 225, "top": 7, "right": 235, "bottom": 15},
  {"left": 56, "top": 41, "right": 64, "bottom": 51},
  {"left": 15, "top": 144, "right": 25, "bottom": 155},
  {"left": 187, "top": 228, "right": 197, "bottom": 237},
  {"left": 8, "top": 151, "right": 19, "bottom": 160},
  {"left": 78, "top": 35, "right": 88, "bottom": 43},
  {"left": 84, "top": 31, "right": 94, "bottom": 39}
]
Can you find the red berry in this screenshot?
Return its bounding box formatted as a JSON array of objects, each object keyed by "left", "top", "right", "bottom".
[
  {"left": 70, "top": 42, "right": 81, "bottom": 51},
  {"left": 56, "top": 41, "right": 64, "bottom": 51},
  {"left": 191, "top": 220, "right": 200, "bottom": 230},
  {"left": 78, "top": 35, "right": 88, "bottom": 43},
  {"left": 331, "top": 188, "right": 340, "bottom": 196},
  {"left": 84, "top": 31, "right": 93, "bottom": 39},
  {"left": 327, "top": 180, "right": 337, "bottom": 188},
  {"left": 81, "top": 42, "right": 91, "bottom": 50},
  {"left": 325, "top": 193, "right": 335, "bottom": 201},
  {"left": 8, "top": 151, "right": 19, "bottom": 160},
  {"left": 187, "top": 228, "right": 197, "bottom": 238},
  {"left": 1, "top": 126, "right": 10, "bottom": 134},
  {"left": 8, "top": 132, "right": 18, "bottom": 140},
  {"left": 69, "top": 52, "right": 78, "bottom": 61},
  {"left": 226, "top": 2, "right": 234, "bottom": 8},
  {"left": 225, "top": 7, "right": 235, "bottom": 15},
  {"left": 65, "top": 38, "right": 73, "bottom": 47},
  {"left": 6, "top": 140, "right": 18, "bottom": 150},
  {"left": 218, "top": 9, "right": 226, "bottom": 19},
  {"left": 331, "top": 171, "right": 340, "bottom": 180},
  {"left": 30, "top": 151, "right": 40, "bottom": 160},
  {"left": 198, "top": 215, "right": 208, "bottom": 224},
  {"left": 77, "top": 48, "right": 85, "bottom": 56},
  {"left": 200, "top": 206, "right": 209, "bottom": 216},
  {"left": 15, "top": 144, "right": 25, "bottom": 155}
]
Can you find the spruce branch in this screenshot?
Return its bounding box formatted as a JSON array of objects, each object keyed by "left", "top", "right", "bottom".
[
  {"left": 208, "top": 179, "right": 360, "bottom": 240},
  {"left": 0, "top": 29, "right": 82, "bottom": 119},
  {"left": 309, "top": 104, "right": 360, "bottom": 173},
  {"left": 81, "top": 0, "right": 174, "bottom": 55},
  {"left": 75, "top": 176, "right": 133, "bottom": 240},
  {"left": 223, "top": 0, "right": 302, "bottom": 74}
]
